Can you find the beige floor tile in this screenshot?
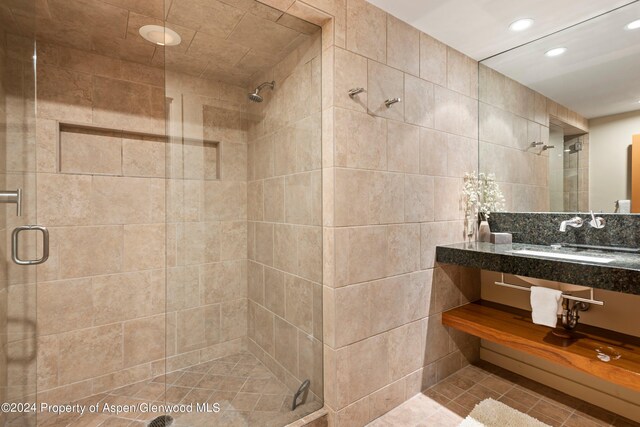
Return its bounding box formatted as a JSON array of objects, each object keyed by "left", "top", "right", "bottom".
[
  {"left": 429, "top": 381, "right": 465, "bottom": 400},
  {"left": 231, "top": 392, "right": 261, "bottom": 411},
  {"left": 527, "top": 410, "right": 564, "bottom": 427},
  {"left": 450, "top": 392, "right": 481, "bottom": 412},
  {"left": 255, "top": 394, "right": 287, "bottom": 412},
  {"left": 503, "top": 386, "right": 541, "bottom": 408},
  {"left": 165, "top": 386, "right": 192, "bottom": 403},
  {"left": 173, "top": 372, "right": 204, "bottom": 387},
  {"left": 564, "top": 413, "right": 610, "bottom": 427},
  {"left": 37, "top": 351, "right": 323, "bottom": 427},
  {"left": 478, "top": 374, "right": 514, "bottom": 395},
  {"left": 530, "top": 399, "right": 573, "bottom": 423},
  {"left": 370, "top": 361, "right": 635, "bottom": 427}
]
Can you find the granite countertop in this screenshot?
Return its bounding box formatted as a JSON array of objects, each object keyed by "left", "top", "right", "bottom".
[{"left": 436, "top": 242, "right": 640, "bottom": 295}]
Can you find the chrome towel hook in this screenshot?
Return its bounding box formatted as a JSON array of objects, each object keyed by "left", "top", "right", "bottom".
[
  {"left": 348, "top": 87, "right": 365, "bottom": 98},
  {"left": 385, "top": 97, "right": 401, "bottom": 107}
]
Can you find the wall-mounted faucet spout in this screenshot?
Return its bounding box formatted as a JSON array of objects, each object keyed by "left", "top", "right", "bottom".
[{"left": 559, "top": 216, "right": 583, "bottom": 232}]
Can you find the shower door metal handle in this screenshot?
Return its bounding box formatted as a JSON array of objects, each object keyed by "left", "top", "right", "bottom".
[{"left": 12, "top": 225, "right": 49, "bottom": 265}]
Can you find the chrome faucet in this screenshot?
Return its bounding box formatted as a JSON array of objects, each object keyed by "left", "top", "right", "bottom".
[
  {"left": 589, "top": 211, "right": 605, "bottom": 229},
  {"left": 559, "top": 216, "right": 583, "bottom": 232}
]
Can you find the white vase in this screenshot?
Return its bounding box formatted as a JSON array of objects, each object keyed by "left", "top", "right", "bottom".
[{"left": 478, "top": 220, "right": 491, "bottom": 242}]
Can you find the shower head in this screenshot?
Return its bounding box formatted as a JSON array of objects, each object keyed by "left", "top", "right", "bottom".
[
  {"left": 248, "top": 92, "right": 264, "bottom": 103},
  {"left": 248, "top": 81, "right": 275, "bottom": 103}
]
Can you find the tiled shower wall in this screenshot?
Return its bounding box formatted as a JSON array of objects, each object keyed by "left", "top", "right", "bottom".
[
  {"left": 165, "top": 71, "right": 249, "bottom": 373},
  {"left": 246, "top": 32, "right": 323, "bottom": 400},
  {"left": 253, "top": 0, "right": 484, "bottom": 424},
  {"left": 33, "top": 41, "right": 167, "bottom": 404},
  {"left": 323, "top": 3, "right": 481, "bottom": 423},
  {"left": 563, "top": 134, "right": 589, "bottom": 211},
  {"left": 31, "top": 41, "right": 252, "bottom": 404},
  {"left": 0, "top": 27, "right": 8, "bottom": 427},
  {"left": 2, "top": 33, "right": 38, "bottom": 421},
  {"left": 478, "top": 65, "right": 589, "bottom": 212}
]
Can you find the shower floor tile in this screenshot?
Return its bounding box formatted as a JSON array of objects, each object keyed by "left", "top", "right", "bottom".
[{"left": 37, "top": 352, "right": 321, "bottom": 427}]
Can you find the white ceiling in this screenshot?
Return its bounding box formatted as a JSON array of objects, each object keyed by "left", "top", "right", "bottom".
[
  {"left": 367, "top": 0, "right": 634, "bottom": 61},
  {"left": 368, "top": 0, "right": 640, "bottom": 119},
  {"left": 483, "top": 1, "right": 640, "bottom": 119}
]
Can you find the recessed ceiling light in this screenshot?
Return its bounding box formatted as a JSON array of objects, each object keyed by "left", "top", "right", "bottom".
[
  {"left": 545, "top": 47, "right": 567, "bottom": 57},
  {"left": 509, "top": 18, "right": 534, "bottom": 32},
  {"left": 625, "top": 19, "right": 640, "bottom": 30},
  {"left": 139, "top": 25, "right": 181, "bottom": 46}
]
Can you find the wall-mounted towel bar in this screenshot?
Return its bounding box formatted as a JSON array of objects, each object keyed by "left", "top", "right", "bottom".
[{"left": 495, "top": 273, "right": 604, "bottom": 306}]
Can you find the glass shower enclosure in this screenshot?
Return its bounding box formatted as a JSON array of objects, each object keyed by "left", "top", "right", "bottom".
[{"left": 0, "top": 0, "right": 322, "bottom": 425}]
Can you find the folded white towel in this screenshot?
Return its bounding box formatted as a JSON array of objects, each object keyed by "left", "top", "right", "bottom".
[
  {"left": 530, "top": 286, "right": 563, "bottom": 328},
  {"left": 616, "top": 199, "right": 630, "bottom": 213}
]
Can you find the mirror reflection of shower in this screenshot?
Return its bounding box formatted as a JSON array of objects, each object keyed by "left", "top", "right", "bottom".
[
  {"left": 248, "top": 81, "right": 275, "bottom": 102},
  {"left": 565, "top": 141, "right": 583, "bottom": 155}
]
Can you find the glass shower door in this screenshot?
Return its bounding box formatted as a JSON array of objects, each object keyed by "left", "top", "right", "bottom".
[{"left": 0, "top": 0, "right": 39, "bottom": 425}]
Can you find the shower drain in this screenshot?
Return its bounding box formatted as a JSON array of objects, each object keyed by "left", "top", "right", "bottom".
[{"left": 148, "top": 415, "right": 174, "bottom": 427}]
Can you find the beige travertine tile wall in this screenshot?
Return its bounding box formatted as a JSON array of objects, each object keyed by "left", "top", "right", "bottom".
[
  {"left": 478, "top": 65, "right": 588, "bottom": 212},
  {"left": 11, "top": 0, "right": 321, "bottom": 417},
  {"left": 324, "top": 6, "right": 482, "bottom": 425},
  {"left": 576, "top": 134, "right": 589, "bottom": 212},
  {"left": 32, "top": 37, "right": 256, "bottom": 405},
  {"left": 1, "top": 31, "right": 38, "bottom": 423},
  {"left": 164, "top": 69, "right": 250, "bottom": 373},
  {"left": 258, "top": 1, "right": 482, "bottom": 425},
  {"left": 32, "top": 41, "right": 168, "bottom": 404},
  {"left": 245, "top": 30, "right": 323, "bottom": 403},
  {"left": 0, "top": 25, "right": 8, "bottom": 427},
  {"left": 563, "top": 137, "right": 581, "bottom": 210}
]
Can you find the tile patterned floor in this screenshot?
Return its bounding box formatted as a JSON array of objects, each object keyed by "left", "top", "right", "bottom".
[
  {"left": 368, "top": 361, "right": 640, "bottom": 427},
  {"left": 36, "top": 352, "right": 321, "bottom": 427}
]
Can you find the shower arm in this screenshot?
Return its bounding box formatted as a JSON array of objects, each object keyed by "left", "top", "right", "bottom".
[{"left": 256, "top": 81, "right": 275, "bottom": 92}]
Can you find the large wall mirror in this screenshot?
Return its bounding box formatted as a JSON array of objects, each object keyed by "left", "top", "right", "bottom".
[{"left": 479, "top": 1, "right": 640, "bottom": 214}]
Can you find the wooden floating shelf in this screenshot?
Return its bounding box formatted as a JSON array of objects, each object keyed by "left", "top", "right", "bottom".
[{"left": 442, "top": 301, "right": 640, "bottom": 392}]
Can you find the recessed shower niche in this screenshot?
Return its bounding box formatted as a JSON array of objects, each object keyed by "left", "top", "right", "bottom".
[{"left": 58, "top": 124, "right": 221, "bottom": 180}]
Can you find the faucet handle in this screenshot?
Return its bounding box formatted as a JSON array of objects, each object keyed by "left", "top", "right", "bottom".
[{"left": 589, "top": 211, "right": 605, "bottom": 229}]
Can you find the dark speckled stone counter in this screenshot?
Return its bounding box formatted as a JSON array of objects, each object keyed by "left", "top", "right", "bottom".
[
  {"left": 436, "top": 242, "right": 640, "bottom": 295},
  {"left": 488, "top": 212, "right": 640, "bottom": 247}
]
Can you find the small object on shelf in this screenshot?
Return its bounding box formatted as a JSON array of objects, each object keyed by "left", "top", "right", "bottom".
[
  {"left": 615, "top": 199, "right": 630, "bottom": 213},
  {"left": 478, "top": 220, "right": 491, "bottom": 242},
  {"left": 490, "top": 232, "right": 512, "bottom": 244}
]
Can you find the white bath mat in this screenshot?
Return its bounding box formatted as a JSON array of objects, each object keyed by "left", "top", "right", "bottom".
[{"left": 458, "top": 398, "right": 551, "bottom": 427}]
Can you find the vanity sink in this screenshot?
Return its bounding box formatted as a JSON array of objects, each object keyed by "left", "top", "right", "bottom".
[
  {"left": 508, "top": 249, "right": 614, "bottom": 264},
  {"left": 436, "top": 241, "right": 640, "bottom": 295}
]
